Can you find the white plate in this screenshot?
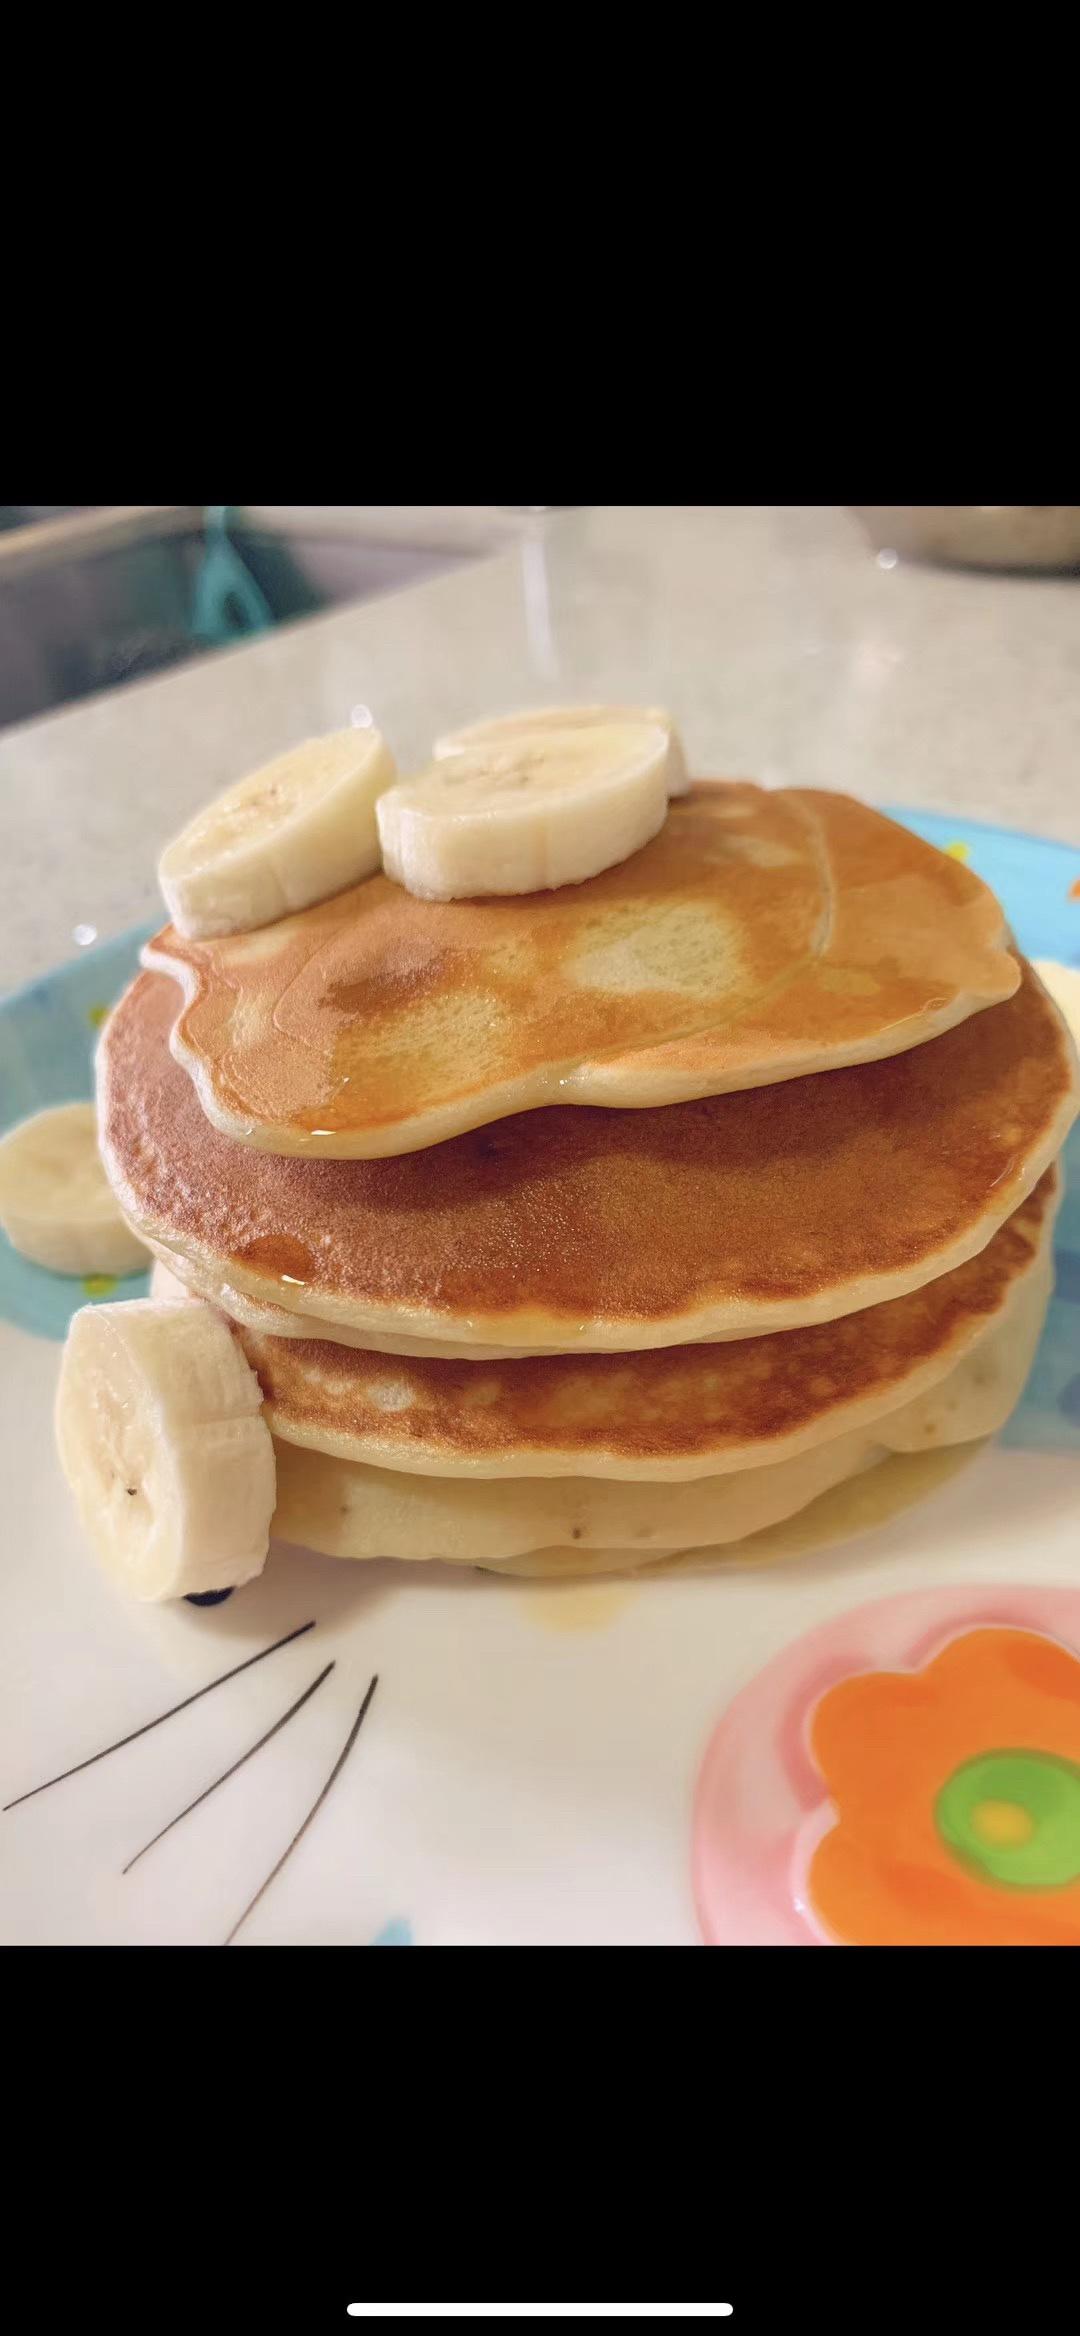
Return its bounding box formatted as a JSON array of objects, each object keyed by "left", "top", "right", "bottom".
[{"left": 2, "top": 810, "right": 1079, "bottom": 1945}]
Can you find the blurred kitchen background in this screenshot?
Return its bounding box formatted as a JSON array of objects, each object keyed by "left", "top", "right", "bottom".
[
  {"left": 3, "top": 504, "right": 1078, "bottom": 736},
  {"left": 0, "top": 506, "right": 555, "bottom": 731}
]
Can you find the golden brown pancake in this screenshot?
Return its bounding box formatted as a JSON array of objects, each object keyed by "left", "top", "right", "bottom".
[
  {"left": 100, "top": 961, "right": 1077, "bottom": 1354},
  {"left": 232, "top": 1173, "right": 1056, "bottom": 1477},
  {"left": 266, "top": 1263, "right": 1049, "bottom": 1561},
  {"left": 144, "top": 786, "right": 1018, "bottom": 1158},
  {"left": 156, "top": 1242, "right": 978, "bottom": 1566}
]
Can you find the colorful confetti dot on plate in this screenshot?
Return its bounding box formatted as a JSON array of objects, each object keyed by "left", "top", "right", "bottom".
[
  {"left": 944, "top": 840, "right": 971, "bottom": 862},
  {"left": 1070, "top": 878, "right": 1080, "bottom": 901},
  {"left": 87, "top": 1003, "right": 110, "bottom": 1029},
  {"left": 82, "top": 1274, "right": 118, "bottom": 1299}
]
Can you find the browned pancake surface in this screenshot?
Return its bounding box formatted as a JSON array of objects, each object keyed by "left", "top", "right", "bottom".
[
  {"left": 146, "top": 785, "right": 1017, "bottom": 1156},
  {"left": 235, "top": 1173, "right": 1055, "bottom": 1473},
  {"left": 100, "top": 961, "right": 1077, "bottom": 1348}
]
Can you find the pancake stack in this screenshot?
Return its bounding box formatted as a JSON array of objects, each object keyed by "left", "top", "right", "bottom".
[{"left": 94, "top": 754, "right": 1079, "bottom": 1584}]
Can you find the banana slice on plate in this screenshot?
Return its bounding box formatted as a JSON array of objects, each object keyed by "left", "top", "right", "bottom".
[
  {"left": 56, "top": 1299, "right": 276, "bottom": 1601},
  {"left": 0, "top": 1102, "right": 148, "bottom": 1277},
  {"left": 158, "top": 727, "right": 397, "bottom": 939},
  {"left": 377, "top": 718, "right": 672, "bottom": 901},
  {"left": 435, "top": 704, "right": 690, "bottom": 796}
]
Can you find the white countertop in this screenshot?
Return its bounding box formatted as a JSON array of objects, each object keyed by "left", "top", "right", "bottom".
[{"left": 2, "top": 503, "right": 1078, "bottom": 994}]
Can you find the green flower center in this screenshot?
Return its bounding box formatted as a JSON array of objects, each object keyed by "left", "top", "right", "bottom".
[{"left": 935, "top": 1750, "right": 1080, "bottom": 1889}]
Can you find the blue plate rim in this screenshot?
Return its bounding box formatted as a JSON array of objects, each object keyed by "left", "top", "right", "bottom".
[
  {"left": 887, "top": 805, "right": 1080, "bottom": 857},
  {"left": 0, "top": 920, "right": 157, "bottom": 1016}
]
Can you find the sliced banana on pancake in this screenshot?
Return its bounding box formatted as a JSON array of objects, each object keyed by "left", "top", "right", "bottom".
[
  {"left": 0, "top": 1103, "right": 148, "bottom": 1276},
  {"left": 158, "top": 728, "right": 397, "bottom": 939},
  {"left": 376, "top": 720, "right": 671, "bottom": 900},
  {"left": 56, "top": 1299, "right": 275, "bottom": 1600},
  {"left": 435, "top": 704, "right": 690, "bottom": 797}
]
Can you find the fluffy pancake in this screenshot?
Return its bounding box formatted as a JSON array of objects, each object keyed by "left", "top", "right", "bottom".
[
  {"left": 479, "top": 1447, "right": 984, "bottom": 1578},
  {"left": 268, "top": 1261, "right": 1048, "bottom": 1563},
  {"left": 144, "top": 786, "right": 1017, "bottom": 1158},
  {"left": 232, "top": 1173, "right": 1056, "bottom": 1478},
  {"left": 102, "top": 962, "right": 1078, "bottom": 1353}
]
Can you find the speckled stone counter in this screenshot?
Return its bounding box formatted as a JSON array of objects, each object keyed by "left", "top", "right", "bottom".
[{"left": 2, "top": 503, "right": 1078, "bottom": 993}]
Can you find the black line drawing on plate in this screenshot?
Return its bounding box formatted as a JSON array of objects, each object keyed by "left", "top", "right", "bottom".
[
  {"left": 122, "top": 1659, "right": 336, "bottom": 1873},
  {"left": 225, "top": 1674, "right": 380, "bottom": 1946},
  {"left": 3, "top": 1617, "right": 316, "bottom": 1810}
]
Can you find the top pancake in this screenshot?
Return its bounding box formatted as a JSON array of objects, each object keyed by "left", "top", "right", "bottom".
[
  {"left": 99, "top": 960, "right": 1078, "bottom": 1354},
  {"left": 144, "top": 785, "right": 1018, "bottom": 1158}
]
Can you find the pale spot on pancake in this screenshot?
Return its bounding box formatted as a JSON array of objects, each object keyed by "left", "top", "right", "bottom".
[
  {"left": 818, "top": 966, "right": 880, "bottom": 998},
  {"left": 223, "top": 926, "right": 291, "bottom": 967},
  {"left": 229, "top": 994, "right": 274, "bottom": 1051},
  {"left": 570, "top": 900, "right": 745, "bottom": 1000},
  {"left": 702, "top": 796, "right": 753, "bottom": 820},
  {"left": 369, "top": 1378, "right": 415, "bottom": 1413},
  {"left": 723, "top": 835, "right": 799, "bottom": 869},
  {"left": 538, "top": 1370, "right": 640, "bottom": 1428}
]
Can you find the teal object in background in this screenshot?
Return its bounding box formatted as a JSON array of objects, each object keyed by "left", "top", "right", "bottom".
[
  {"left": 1, "top": 814, "right": 1079, "bottom": 1448},
  {"left": 0, "top": 927, "right": 154, "bottom": 1337},
  {"left": 190, "top": 506, "right": 274, "bottom": 647}
]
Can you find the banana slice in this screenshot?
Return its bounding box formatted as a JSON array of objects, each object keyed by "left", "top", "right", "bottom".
[
  {"left": 435, "top": 704, "right": 690, "bottom": 796},
  {"left": 377, "top": 719, "right": 671, "bottom": 901},
  {"left": 55, "top": 1299, "right": 276, "bottom": 1601},
  {"left": 1033, "top": 960, "right": 1080, "bottom": 1048},
  {"left": 0, "top": 1103, "right": 148, "bottom": 1277},
  {"left": 158, "top": 727, "right": 397, "bottom": 939}
]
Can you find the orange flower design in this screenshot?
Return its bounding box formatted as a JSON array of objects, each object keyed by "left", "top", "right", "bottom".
[{"left": 806, "top": 1627, "right": 1080, "bottom": 1945}]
